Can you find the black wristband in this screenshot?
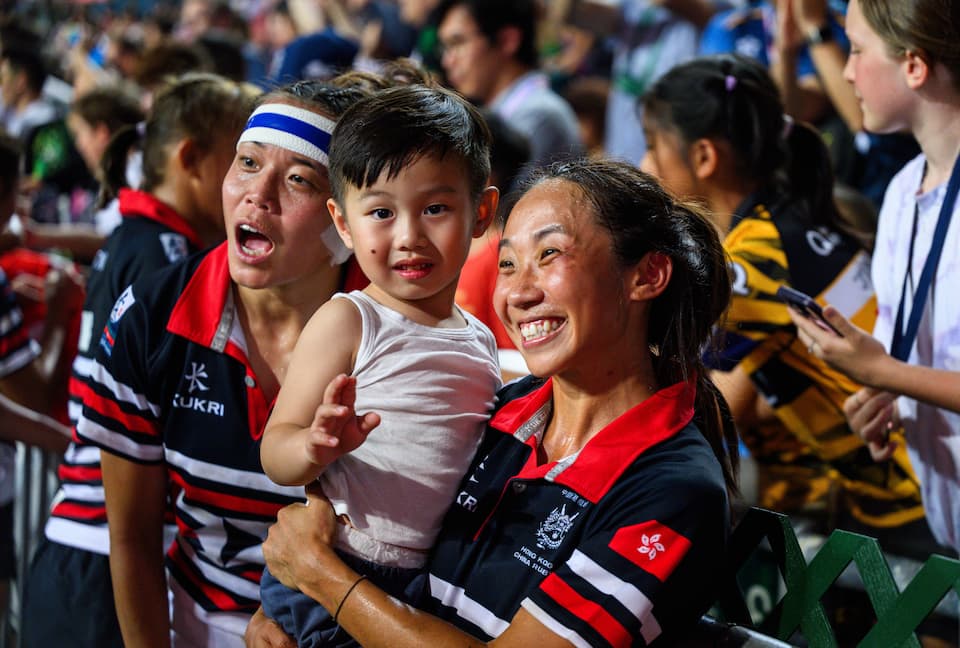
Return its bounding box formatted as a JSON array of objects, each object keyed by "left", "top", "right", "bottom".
[{"left": 334, "top": 574, "right": 368, "bottom": 624}]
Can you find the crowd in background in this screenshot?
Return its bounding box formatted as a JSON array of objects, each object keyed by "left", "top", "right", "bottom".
[{"left": 0, "top": 0, "right": 957, "bottom": 645}]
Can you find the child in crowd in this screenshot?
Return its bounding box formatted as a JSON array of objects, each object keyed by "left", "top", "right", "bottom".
[
  {"left": 791, "top": 0, "right": 960, "bottom": 556},
  {"left": 21, "top": 73, "right": 260, "bottom": 648},
  {"left": 259, "top": 83, "right": 502, "bottom": 646},
  {"left": 640, "top": 54, "right": 932, "bottom": 558}
]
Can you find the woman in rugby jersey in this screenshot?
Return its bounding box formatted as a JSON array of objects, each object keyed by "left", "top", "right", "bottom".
[
  {"left": 72, "top": 75, "right": 381, "bottom": 647},
  {"left": 22, "top": 74, "right": 260, "bottom": 648},
  {"left": 251, "top": 159, "right": 738, "bottom": 648}
]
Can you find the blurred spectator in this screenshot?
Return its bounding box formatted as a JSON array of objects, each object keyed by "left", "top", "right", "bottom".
[
  {"left": 563, "top": 75, "right": 609, "bottom": 158},
  {"left": 436, "top": 0, "right": 583, "bottom": 169},
  {"left": 19, "top": 86, "right": 144, "bottom": 263},
  {"left": 568, "top": 0, "right": 723, "bottom": 164},
  {"left": 132, "top": 41, "right": 212, "bottom": 110},
  {"left": 0, "top": 46, "right": 59, "bottom": 139},
  {"left": 398, "top": 0, "right": 444, "bottom": 74}
]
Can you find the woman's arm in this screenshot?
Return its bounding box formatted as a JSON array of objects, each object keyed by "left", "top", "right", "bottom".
[
  {"left": 255, "top": 487, "right": 575, "bottom": 648},
  {"left": 790, "top": 305, "right": 960, "bottom": 413},
  {"left": 101, "top": 451, "right": 171, "bottom": 648},
  {"left": 260, "top": 299, "right": 366, "bottom": 486}
]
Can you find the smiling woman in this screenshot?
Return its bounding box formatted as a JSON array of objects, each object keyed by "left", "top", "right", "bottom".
[{"left": 250, "top": 158, "right": 740, "bottom": 648}]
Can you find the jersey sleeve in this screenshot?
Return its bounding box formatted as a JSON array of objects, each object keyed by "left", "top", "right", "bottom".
[
  {"left": 0, "top": 269, "right": 39, "bottom": 378},
  {"left": 75, "top": 283, "right": 164, "bottom": 464},
  {"left": 521, "top": 471, "right": 728, "bottom": 647}
]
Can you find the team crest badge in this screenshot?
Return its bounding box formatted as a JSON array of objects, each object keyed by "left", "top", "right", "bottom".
[{"left": 536, "top": 504, "right": 579, "bottom": 550}]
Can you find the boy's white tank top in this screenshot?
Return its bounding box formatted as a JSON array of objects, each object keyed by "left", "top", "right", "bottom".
[{"left": 321, "top": 291, "right": 501, "bottom": 568}]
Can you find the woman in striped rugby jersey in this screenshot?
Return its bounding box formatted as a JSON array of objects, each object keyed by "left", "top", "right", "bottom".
[{"left": 251, "top": 159, "right": 738, "bottom": 648}]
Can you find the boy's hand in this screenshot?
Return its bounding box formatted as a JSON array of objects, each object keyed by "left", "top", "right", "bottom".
[{"left": 304, "top": 373, "right": 380, "bottom": 467}]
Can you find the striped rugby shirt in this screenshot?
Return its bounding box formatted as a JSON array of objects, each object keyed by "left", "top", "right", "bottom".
[
  {"left": 714, "top": 192, "right": 924, "bottom": 529},
  {"left": 427, "top": 376, "right": 729, "bottom": 647},
  {"left": 76, "top": 244, "right": 305, "bottom": 613},
  {"left": 46, "top": 189, "right": 205, "bottom": 555}
]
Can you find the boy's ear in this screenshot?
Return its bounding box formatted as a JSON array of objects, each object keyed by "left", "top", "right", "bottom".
[
  {"left": 326, "top": 197, "right": 355, "bottom": 249},
  {"left": 689, "top": 138, "right": 718, "bottom": 181},
  {"left": 472, "top": 186, "right": 499, "bottom": 238},
  {"left": 627, "top": 251, "right": 672, "bottom": 302}
]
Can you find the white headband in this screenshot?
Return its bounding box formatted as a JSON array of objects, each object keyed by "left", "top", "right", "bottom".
[{"left": 237, "top": 103, "right": 336, "bottom": 166}]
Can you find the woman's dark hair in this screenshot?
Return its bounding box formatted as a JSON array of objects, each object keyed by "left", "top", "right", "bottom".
[
  {"left": 643, "top": 54, "right": 850, "bottom": 243},
  {"left": 71, "top": 86, "right": 144, "bottom": 136},
  {"left": 512, "top": 159, "right": 739, "bottom": 494},
  {"left": 328, "top": 84, "right": 492, "bottom": 205},
  {"left": 99, "top": 73, "right": 260, "bottom": 206}
]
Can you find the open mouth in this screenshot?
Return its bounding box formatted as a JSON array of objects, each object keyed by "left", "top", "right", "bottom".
[
  {"left": 236, "top": 223, "right": 274, "bottom": 258},
  {"left": 519, "top": 318, "right": 564, "bottom": 343}
]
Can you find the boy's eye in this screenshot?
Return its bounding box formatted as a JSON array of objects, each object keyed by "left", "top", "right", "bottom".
[
  {"left": 497, "top": 258, "right": 514, "bottom": 271},
  {"left": 370, "top": 208, "right": 392, "bottom": 220},
  {"left": 239, "top": 156, "right": 256, "bottom": 168},
  {"left": 424, "top": 203, "right": 448, "bottom": 215}
]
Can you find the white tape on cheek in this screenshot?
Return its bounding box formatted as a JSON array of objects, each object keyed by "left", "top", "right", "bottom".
[{"left": 321, "top": 223, "right": 353, "bottom": 266}]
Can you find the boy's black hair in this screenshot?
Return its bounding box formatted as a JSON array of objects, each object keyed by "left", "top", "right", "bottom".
[
  {"left": 329, "top": 84, "right": 491, "bottom": 205},
  {"left": 0, "top": 131, "right": 21, "bottom": 198}
]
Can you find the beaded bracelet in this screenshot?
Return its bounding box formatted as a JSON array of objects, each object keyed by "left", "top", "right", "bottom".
[{"left": 334, "top": 574, "right": 368, "bottom": 624}]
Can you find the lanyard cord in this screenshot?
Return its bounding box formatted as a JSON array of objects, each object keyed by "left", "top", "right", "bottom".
[{"left": 890, "top": 156, "right": 960, "bottom": 361}]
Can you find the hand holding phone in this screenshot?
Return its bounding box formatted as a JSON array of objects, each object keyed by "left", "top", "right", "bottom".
[{"left": 775, "top": 286, "right": 844, "bottom": 337}]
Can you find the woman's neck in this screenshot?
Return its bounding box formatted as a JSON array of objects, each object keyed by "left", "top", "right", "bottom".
[
  {"left": 704, "top": 184, "right": 751, "bottom": 235},
  {"left": 541, "top": 354, "right": 659, "bottom": 463},
  {"left": 149, "top": 183, "right": 219, "bottom": 246},
  {"left": 236, "top": 267, "right": 341, "bottom": 334},
  {"left": 234, "top": 267, "right": 342, "bottom": 400}
]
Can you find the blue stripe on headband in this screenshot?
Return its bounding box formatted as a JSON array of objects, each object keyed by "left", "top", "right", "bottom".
[{"left": 245, "top": 112, "right": 332, "bottom": 154}]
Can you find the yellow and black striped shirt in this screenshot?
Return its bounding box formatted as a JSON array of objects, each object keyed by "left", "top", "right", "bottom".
[{"left": 714, "top": 195, "right": 923, "bottom": 531}]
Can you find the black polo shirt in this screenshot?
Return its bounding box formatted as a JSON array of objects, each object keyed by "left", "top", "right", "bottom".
[{"left": 428, "top": 376, "right": 729, "bottom": 647}]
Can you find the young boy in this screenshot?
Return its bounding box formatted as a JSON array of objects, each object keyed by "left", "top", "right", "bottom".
[{"left": 259, "top": 84, "right": 502, "bottom": 646}]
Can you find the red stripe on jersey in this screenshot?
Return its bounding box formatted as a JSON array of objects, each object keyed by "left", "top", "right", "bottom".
[
  {"left": 68, "top": 375, "right": 86, "bottom": 400},
  {"left": 608, "top": 520, "right": 691, "bottom": 583},
  {"left": 78, "top": 382, "right": 159, "bottom": 437},
  {"left": 170, "top": 472, "right": 287, "bottom": 519},
  {"left": 58, "top": 463, "right": 103, "bottom": 483},
  {"left": 539, "top": 572, "right": 632, "bottom": 647},
  {"left": 168, "top": 548, "right": 245, "bottom": 611},
  {"left": 51, "top": 501, "right": 106, "bottom": 521}
]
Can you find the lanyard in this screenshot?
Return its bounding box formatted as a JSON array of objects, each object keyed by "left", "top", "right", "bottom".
[{"left": 890, "top": 154, "right": 960, "bottom": 361}]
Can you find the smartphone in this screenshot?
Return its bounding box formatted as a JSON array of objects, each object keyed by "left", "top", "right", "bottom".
[{"left": 775, "top": 286, "right": 844, "bottom": 337}]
